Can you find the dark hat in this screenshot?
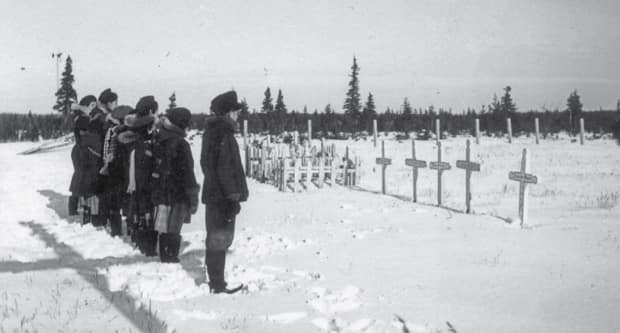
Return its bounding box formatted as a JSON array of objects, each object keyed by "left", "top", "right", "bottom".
[
  {"left": 74, "top": 115, "right": 90, "bottom": 131},
  {"left": 99, "top": 88, "right": 118, "bottom": 104},
  {"left": 210, "top": 91, "right": 242, "bottom": 116},
  {"left": 135, "top": 96, "right": 158, "bottom": 116},
  {"left": 124, "top": 113, "right": 155, "bottom": 129},
  {"left": 111, "top": 105, "right": 133, "bottom": 120},
  {"left": 79, "top": 95, "right": 97, "bottom": 106},
  {"left": 166, "top": 107, "right": 192, "bottom": 129}
]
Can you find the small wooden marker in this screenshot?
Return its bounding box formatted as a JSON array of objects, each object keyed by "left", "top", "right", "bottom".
[
  {"left": 534, "top": 118, "right": 540, "bottom": 144},
  {"left": 308, "top": 119, "right": 312, "bottom": 141},
  {"left": 404, "top": 140, "right": 427, "bottom": 202},
  {"left": 508, "top": 148, "right": 538, "bottom": 227},
  {"left": 475, "top": 118, "right": 480, "bottom": 144},
  {"left": 373, "top": 119, "right": 378, "bottom": 147},
  {"left": 429, "top": 141, "right": 451, "bottom": 206},
  {"left": 435, "top": 119, "right": 441, "bottom": 142},
  {"left": 507, "top": 118, "right": 512, "bottom": 143},
  {"left": 375, "top": 141, "right": 392, "bottom": 194},
  {"left": 456, "top": 140, "right": 480, "bottom": 213},
  {"left": 579, "top": 118, "right": 584, "bottom": 145}
]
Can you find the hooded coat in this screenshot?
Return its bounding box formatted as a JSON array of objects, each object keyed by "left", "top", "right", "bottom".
[{"left": 200, "top": 116, "right": 248, "bottom": 205}]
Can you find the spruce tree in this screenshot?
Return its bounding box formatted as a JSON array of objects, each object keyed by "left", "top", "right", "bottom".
[
  {"left": 53, "top": 55, "right": 77, "bottom": 115},
  {"left": 500, "top": 86, "right": 516, "bottom": 114},
  {"left": 261, "top": 87, "right": 274, "bottom": 113},
  {"left": 168, "top": 92, "right": 177, "bottom": 111},
  {"left": 274, "top": 89, "right": 287, "bottom": 114},
  {"left": 402, "top": 97, "right": 413, "bottom": 115},
  {"left": 343, "top": 57, "right": 361, "bottom": 126},
  {"left": 361, "top": 92, "right": 377, "bottom": 132}
]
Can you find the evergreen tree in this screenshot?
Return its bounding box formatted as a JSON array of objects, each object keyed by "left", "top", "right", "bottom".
[
  {"left": 402, "top": 97, "right": 413, "bottom": 115},
  {"left": 239, "top": 98, "right": 250, "bottom": 126},
  {"left": 566, "top": 90, "right": 583, "bottom": 134},
  {"left": 53, "top": 55, "right": 77, "bottom": 115},
  {"left": 361, "top": 92, "right": 377, "bottom": 132},
  {"left": 274, "top": 89, "right": 287, "bottom": 114},
  {"left": 261, "top": 87, "right": 274, "bottom": 113},
  {"left": 500, "top": 86, "right": 516, "bottom": 114},
  {"left": 343, "top": 56, "right": 361, "bottom": 117},
  {"left": 168, "top": 91, "right": 177, "bottom": 111}
]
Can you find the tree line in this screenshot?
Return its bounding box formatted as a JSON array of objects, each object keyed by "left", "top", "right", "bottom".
[{"left": 2, "top": 56, "right": 620, "bottom": 143}]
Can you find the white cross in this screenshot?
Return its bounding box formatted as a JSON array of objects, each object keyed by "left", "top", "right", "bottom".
[
  {"left": 508, "top": 148, "right": 538, "bottom": 227},
  {"left": 429, "top": 141, "right": 451, "bottom": 206},
  {"left": 404, "top": 140, "right": 427, "bottom": 202},
  {"left": 375, "top": 141, "right": 392, "bottom": 194},
  {"left": 456, "top": 140, "right": 480, "bottom": 213}
]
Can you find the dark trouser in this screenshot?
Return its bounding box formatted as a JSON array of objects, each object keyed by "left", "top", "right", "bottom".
[
  {"left": 158, "top": 203, "right": 189, "bottom": 263},
  {"left": 68, "top": 195, "right": 79, "bottom": 215},
  {"left": 205, "top": 204, "right": 236, "bottom": 289}
]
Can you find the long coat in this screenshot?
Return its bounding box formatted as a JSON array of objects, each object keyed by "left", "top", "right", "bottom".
[
  {"left": 151, "top": 124, "right": 199, "bottom": 206},
  {"left": 200, "top": 116, "right": 248, "bottom": 205},
  {"left": 76, "top": 132, "right": 103, "bottom": 196}
]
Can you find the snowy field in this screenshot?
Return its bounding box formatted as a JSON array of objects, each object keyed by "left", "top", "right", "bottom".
[{"left": 1, "top": 134, "right": 619, "bottom": 332}]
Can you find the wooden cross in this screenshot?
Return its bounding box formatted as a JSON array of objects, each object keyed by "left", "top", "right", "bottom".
[
  {"left": 508, "top": 148, "right": 538, "bottom": 227},
  {"left": 404, "top": 140, "right": 427, "bottom": 202},
  {"left": 429, "top": 141, "right": 451, "bottom": 206},
  {"left": 456, "top": 140, "right": 480, "bottom": 213},
  {"left": 375, "top": 140, "right": 392, "bottom": 194}
]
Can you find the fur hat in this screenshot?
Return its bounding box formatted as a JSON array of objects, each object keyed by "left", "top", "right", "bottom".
[
  {"left": 111, "top": 105, "right": 133, "bottom": 121},
  {"left": 79, "top": 95, "right": 97, "bottom": 106},
  {"left": 166, "top": 107, "right": 192, "bottom": 129},
  {"left": 210, "top": 91, "right": 242, "bottom": 116},
  {"left": 124, "top": 113, "right": 155, "bottom": 129},
  {"left": 135, "top": 96, "right": 158, "bottom": 116},
  {"left": 98, "top": 88, "right": 118, "bottom": 104}
]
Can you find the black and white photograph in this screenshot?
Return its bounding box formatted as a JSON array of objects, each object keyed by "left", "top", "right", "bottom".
[{"left": 1, "top": 0, "right": 619, "bottom": 332}]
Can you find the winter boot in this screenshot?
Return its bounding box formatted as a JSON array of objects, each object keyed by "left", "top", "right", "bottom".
[
  {"left": 68, "top": 196, "right": 79, "bottom": 216},
  {"left": 166, "top": 233, "right": 181, "bottom": 263},
  {"left": 82, "top": 206, "right": 91, "bottom": 225},
  {"left": 109, "top": 214, "right": 123, "bottom": 237},
  {"left": 91, "top": 214, "right": 106, "bottom": 227},
  {"left": 139, "top": 230, "right": 159, "bottom": 257},
  {"left": 205, "top": 250, "right": 243, "bottom": 294}
]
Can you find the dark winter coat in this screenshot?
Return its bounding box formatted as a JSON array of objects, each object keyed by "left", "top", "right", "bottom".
[
  {"left": 69, "top": 144, "right": 81, "bottom": 194},
  {"left": 116, "top": 126, "right": 154, "bottom": 217},
  {"left": 200, "top": 116, "right": 248, "bottom": 204},
  {"left": 151, "top": 120, "right": 199, "bottom": 207},
  {"left": 77, "top": 131, "right": 103, "bottom": 196}
]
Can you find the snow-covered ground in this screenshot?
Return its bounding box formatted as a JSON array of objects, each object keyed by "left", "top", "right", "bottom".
[{"left": 1, "top": 134, "right": 619, "bottom": 332}]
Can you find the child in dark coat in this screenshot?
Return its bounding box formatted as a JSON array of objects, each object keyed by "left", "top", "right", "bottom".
[{"left": 151, "top": 107, "right": 199, "bottom": 263}]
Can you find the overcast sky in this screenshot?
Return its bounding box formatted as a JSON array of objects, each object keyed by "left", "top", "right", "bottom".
[{"left": 1, "top": 0, "right": 619, "bottom": 114}]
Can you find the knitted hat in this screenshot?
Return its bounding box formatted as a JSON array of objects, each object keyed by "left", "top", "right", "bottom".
[
  {"left": 111, "top": 105, "right": 133, "bottom": 121},
  {"left": 135, "top": 96, "right": 158, "bottom": 116},
  {"left": 79, "top": 95, "right": 97, "bottom": 107},
  {"left": 98, "top": 88, "right": 118, "bottom": 104},
  {"left": 210, "top": 91, "right": 242, "bottom": 116},
  {"left": 166, "top": 107, "right": 192, "bottom": 129}
]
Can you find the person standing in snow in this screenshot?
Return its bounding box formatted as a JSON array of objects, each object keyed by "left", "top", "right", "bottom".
[
  {"left": 116, "top": 96, "right": 158, "bottom": 255},
  {"left": 87, "top": 88, "right": 119, "bottom": 227},
  {"left": 68, "top": 103, "right": 93, "bottom": 217},
  {"left": 151, "top": 107, "right": 199, "bottom": 263},
  {"left": 200, "top": 91, "right": 248, "bottom": 294},
  {"left": 100, "top": 105, "right": 132, "bottom": 236}
]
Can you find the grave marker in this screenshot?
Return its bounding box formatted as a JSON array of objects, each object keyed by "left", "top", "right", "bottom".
[
  {"left": 404, "top": 140, "right": 427, "bottom": 202},
  {"left": 475, "top": 118, "right": 480, "bottom": 144},
  {"left": 373, "top": 119, "right": 378, "bottom": 147},
  {"left": 507, "top": 118, "right": 512, "bottom": 143},
  {"left": 508, "top": 148, "right": 538, "bottom": 227},
  {"left": 456, "top": 140, "right": 481, "bottom": 213},
  {"left": 429, "top": 141, "right": 451, "bottom": 206},
  {"left": 375, "top": 141, "right": 392, "bottom": 194},
  {"left": 580, "top": 118, "right": 585, "bottom": 145},
  {"left": 535, "top": 118, "right": 540, "bottom": 144}
]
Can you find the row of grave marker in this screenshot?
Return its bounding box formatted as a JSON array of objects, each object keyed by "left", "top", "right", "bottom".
[
  {"left": 376, "top": 139, "right": 538, "bottom": 227},
  {"left": 241, "top": 117, "right": 588, "bottom": 148}
]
